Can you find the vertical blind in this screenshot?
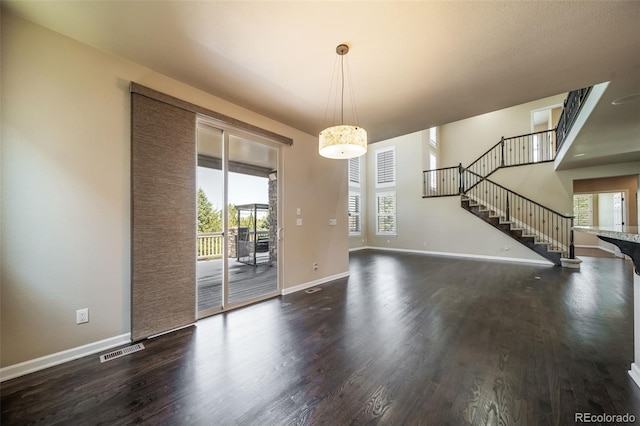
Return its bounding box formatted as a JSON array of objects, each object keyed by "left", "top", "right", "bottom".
[{"left": 131, "top": 93, "right": 197, "bottom": 341}]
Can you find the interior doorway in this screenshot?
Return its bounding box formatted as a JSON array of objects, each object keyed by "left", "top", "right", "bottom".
[{"left": 196, "top": 120, "right": 280, "bottom": 318}]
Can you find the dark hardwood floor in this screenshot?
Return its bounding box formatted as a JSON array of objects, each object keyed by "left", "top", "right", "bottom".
[{"left": 3, "top": 250, "right": 640, "bottom": 425}]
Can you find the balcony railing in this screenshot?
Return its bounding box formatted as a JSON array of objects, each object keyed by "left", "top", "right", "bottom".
[{"left": 556, "top": 87, "right": 592, "bottom": 152}]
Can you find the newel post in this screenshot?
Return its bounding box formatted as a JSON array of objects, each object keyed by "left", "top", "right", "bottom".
[
  {"left": 458, "top": 163, "right": 464, "bottom": 194},
  {"left": 500, "top": 136, "right": 505, "bottom": 167},
  {"left": 569, "top": 217, "right": 575, "bottom": 259}
]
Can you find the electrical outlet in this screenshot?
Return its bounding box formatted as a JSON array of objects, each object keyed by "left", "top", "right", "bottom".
[
  {"left": 313, "top": 262, "right": 319, "bottom": 270},
  {"left": 76, "top": 308, "right": 89, "bottom": 324}
]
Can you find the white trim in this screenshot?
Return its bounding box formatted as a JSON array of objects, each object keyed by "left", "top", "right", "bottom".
[
  {"left": 629, "top": 363, "right": 640, "bottom": 390},
  {"left": 349, "top": 246, "right": 369, "bottom": 252},
  {"left": 365, "top": 246, "right": 553, "bottom": 266},
  {"left": 281, "top": 272, "right": 350, "bottom": 296},
  {"left": 0, "top": 333, "right": 131, "bottom": 382}
]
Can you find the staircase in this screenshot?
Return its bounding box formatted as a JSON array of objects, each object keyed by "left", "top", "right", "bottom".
[{"left": 423, "top": 129, "right": 575, "bottom": 266}]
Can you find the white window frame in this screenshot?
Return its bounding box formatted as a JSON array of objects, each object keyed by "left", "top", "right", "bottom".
[
  {"left": 573, "top": 194, "right": 593, "bottom": 227},
  {"left": 348, "top": 191, "right": 361, "bottom": 235},
  {"left": 376, "top": 191, "right": 397, "bottom": 236},
  {"left": 375, "top": 146, "right": 396, "bottom": 188}
]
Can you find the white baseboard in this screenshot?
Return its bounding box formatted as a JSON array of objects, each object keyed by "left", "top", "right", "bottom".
[
  {"left": 366, "top": 246, "right": 553, "bottom": 266},
  {"left": 281, "top": 272, "right": 350, "bottom": 295},
  {"left": 629, "top": 363, "right": 640, "bottom": 390},
  {"left": 0, "top": 333, "right": 131, "bottom": 382}
]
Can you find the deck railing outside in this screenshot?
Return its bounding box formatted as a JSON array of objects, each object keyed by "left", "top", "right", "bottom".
[
  {"left": 198, "top": 232, "right": 224, "bottom": 260},
  {"left": 197, "top": 230, "right": 270, "bottom": 260}
]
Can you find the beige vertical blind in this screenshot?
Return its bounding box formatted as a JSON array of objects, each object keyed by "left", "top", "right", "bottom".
[{"left": 131, "top": 92, "right": 197, "bottom": 341}]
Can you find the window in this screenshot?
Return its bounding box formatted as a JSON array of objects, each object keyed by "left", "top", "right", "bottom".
[
  {"left": 376, "top": 191, "right": 396, "bottom": 235},
  {"left": 348, "top": 157, "right": 362, "bottom": 236},
  {"left": 428, "top": 127, "right": 438, "bottom": 190},
  {"left": 429, "top": 127, "right": 437, "bottom": 147},
  {"left": 376, "top": 147, "right": 396, "bottom": 187},
  {"left": 348, "top": 192, "right": 361, "bottom": 235},
  {"left": 573, "top": 194, "right": 593, "bottom": 226},
  {"left": 348, "top": 157, "right": 360, "bottom": 187}
]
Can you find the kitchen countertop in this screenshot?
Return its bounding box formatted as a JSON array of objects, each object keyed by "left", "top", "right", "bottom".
[{"left": 574, "top": 226, "right": 640, "bottom": 244}]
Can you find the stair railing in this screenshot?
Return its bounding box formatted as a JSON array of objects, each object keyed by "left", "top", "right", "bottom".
[
  {"left": 460, "top": 168, "right": 575, "bottom": 259},
  {"left": 466, "top": 129, "right": 557, "bottom": 181}
]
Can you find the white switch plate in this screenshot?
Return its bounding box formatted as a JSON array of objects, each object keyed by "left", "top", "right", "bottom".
[
  {"left": 329, "top": 219, "right": 337, "bottom": 225},
  {"left": 296, "top": 208, "right": 301, "bottom": 215},
  {"left": 296, "top": 218, "right": 303, "bottom": 226}
]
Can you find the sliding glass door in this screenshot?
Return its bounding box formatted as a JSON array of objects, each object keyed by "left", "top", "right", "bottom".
[
  {"left": 196, "top": 121, "right": 280, "bottom": 318},
  {"left": 196, "top": 125, "right": 224, "bottom": 315},
  {"left": 227, "top": 134, "right": 278, "bottom": 305}
]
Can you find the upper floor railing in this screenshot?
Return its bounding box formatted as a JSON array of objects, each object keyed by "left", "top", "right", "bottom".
[
  {"left": 423, "top": 129, "right": 556, "bottom": 198},
  {"left": 556, "top": 86, "right": 592, "bottom": 152}
]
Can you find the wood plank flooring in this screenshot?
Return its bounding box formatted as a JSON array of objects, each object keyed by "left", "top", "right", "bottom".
[
  {"left": 3, "top": 250, "right": 640, "bottom": 425},
  {"left": 197, "top": 259, "right": 277, "bottom": 311}
]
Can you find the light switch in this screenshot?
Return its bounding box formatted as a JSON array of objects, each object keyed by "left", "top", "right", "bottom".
[
  {"left": 296, "top": 208, "right": 301, "bottom": 215},
  {"left": 329, "top": 219, "right": 337, "bottom": 225},
  {"left": 296, "top": 218, "right": 303, "bottom": 226}
]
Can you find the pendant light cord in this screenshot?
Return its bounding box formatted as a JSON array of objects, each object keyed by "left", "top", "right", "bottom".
[{"left": 340, "top": 53, "right": 345, "bottom": 125}]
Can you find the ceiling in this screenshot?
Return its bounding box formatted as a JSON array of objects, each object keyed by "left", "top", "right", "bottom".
[{"left": 3, "top": 1, "right": 639, "bottom": 169}]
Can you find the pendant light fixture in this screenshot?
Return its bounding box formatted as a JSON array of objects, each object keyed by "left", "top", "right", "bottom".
[{"left": 319, "top": 44, "right": 367, "bottom": 159}]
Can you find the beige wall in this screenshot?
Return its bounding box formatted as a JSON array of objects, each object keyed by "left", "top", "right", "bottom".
[
  {"left": 366, "top": 93, "right": 640, "bottom": 264},
  {"left": 440, "top": 94, "right": 566, "bottom": 168},
  {"left": 573, "top": 174, "right": 638, "bottom": 226},
  {"left": 1, "top": 13, "right": 348, "bottom": 367},
  {"left": 364, "top": 130, "right": 548, "bottom": 262}
]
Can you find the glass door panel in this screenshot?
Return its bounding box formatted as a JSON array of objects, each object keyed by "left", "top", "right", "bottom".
[
  {"left": 227, "top": 134, "right": 278, "bottom": 306},
  {"left": 196, "top": 125, "right": 224, "bottom": 317}
]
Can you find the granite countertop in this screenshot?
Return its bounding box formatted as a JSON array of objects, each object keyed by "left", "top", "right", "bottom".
[{"left": 574, "top": 226, "right": 640, "bottom": 244}]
